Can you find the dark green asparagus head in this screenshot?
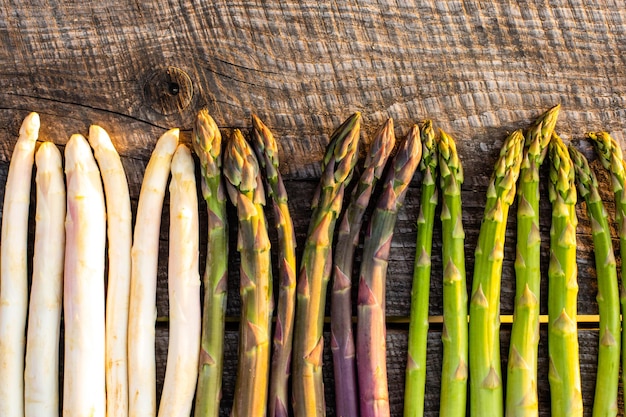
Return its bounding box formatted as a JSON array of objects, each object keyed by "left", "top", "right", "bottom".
[
  {"left": 488, "top": 129, "right": 525, "bottom": 206},
  {"left": 378, "top": 124, "right": 422, "bottom": 211},
  {"left": 312, "top": 112, "right": 361, "bottom": 211},
  {"left": 525, "top": 104, "right": 560, "bottom": 165},
  {"left": 193, "top": 109, "right": 222, "bottom": 177},
  {"left": 322, "top": 112, "right": 361, "bottom": 182},
  {"left": 568, "top": 145, "right": 600, "bottom": 202},
  {"left": 322, "top": 112, "right": 361, "bottom": 170},
  {"left": 548, "top": 133, "right": 576, "bottom": 205},
  {"left": 438, "top": 128, "right": 463, "bottom": 190},
  {"left": 588, "top": 131, "right": 626, "bottom": 184},
  {"left": 223, "top": 129, "right": 265, "bottom": 207},
  {"left": 251, "top": 114, "right": 279, "bottom": 182}
]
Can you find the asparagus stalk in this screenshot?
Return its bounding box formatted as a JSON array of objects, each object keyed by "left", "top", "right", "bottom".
[
  {"left": 506, "top": 105, "right": 560, "bottom": 417},
  {"left": 250, "top": 114, "right": 298, "bottom": 417},
  {"left": 0, "top": 112, "right": 39, "bottom": 417},
  {"left": 331, "top": 118, "right": 395, "bottom": 417},
  {"left": 157, "top": 144, "right": 201, "bottom": 417},
  {"left": 588, "top": 130, "right": 626, "bottom": 414},
  {"left": 569, "top": 145, "right": 620, "bottom": 417},
  {"left": 436, "top": 129, "right": 468, "bottom": 417},
  {"left": 88, "top": 125, "right": 133, "bottom": 417},
  {"left": 223, "top": 129, "right": 273, "bottom": 417},
  {"left": 404, "top": 121, "right": 438, "bottom": 417},
  {"left": 192, "top": 110, "right": 229, "bottom": 417},
  {"left": 469, "top": 129, "right": 525, "bottom": 417},
  {"left": 128, "top": 129, "right": 179, "bottom": 417},
  {"left": 63, "top": 133, "right": 107, "bottom": 417},
  {"left": 24, "top": 142, "right": 65, "bottom": 417},
  {"left": 292, "top": 112, "right": 361, "bottom": 417},
  {"left": 546, "top": 133, "right": 582, "bottom": 417},
  {"left": 357, "top": 124, "right": 422, "bottom": 417}
]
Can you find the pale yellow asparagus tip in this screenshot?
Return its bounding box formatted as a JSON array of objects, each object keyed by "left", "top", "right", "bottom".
[
  {"left": 89, "top": 125, "right": 116, "bottom": 151},
  {"left": 20, "top": 112, "right": 40, "bottom": 138},
  {"left": 160, "top": 128, "right": 180, "bottom": 154},
  {"left": 65, "top": 134, "right": 95, "bottom": 170},
  {"left": 36, "top": 141, "right": 61, "bottom": 166}
]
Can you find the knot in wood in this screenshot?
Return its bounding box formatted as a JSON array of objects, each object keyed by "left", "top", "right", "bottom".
[{"left": 143, "top": 66, "right": 193, "bottom": 115}]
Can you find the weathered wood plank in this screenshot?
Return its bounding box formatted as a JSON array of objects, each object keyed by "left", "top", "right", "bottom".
[{"left": 153, "top": 328, "right": 614, "bottom": 416}]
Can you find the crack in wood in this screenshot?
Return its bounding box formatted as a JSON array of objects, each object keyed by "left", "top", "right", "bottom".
[{"left": 5, "top": 91, "right": 170, "bottom": 130}]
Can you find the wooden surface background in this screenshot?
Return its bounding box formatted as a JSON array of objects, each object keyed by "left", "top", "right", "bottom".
[{"left": 1, "top": 0, "right": 626, "bottom": 415}]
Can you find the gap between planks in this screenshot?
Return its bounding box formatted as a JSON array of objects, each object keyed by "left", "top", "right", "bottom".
[{"left": 155, "top": 314, "right": 604, "bottom": 327}]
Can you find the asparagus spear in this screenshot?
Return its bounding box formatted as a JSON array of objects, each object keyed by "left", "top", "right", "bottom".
[
  {"left": 469, "top": 129, "right": 524, "bottom": 417},
  {"left": 223, "top": 129, "right": 273, "bottom": 417},
  {"left": 436, "top": 129, "right": 468, "bottom": 417},
  {"left": 128, "top": 129, "right": 179, "bottom": 417},
  {"left": 506, "top": 105, "right": 560, "bottom": 417},
  {"left": 63, "top": 133, "right": 107, "bottom": 417},
  {"left": 588, "top": 130, "right": 626, "bottom": 413},
  {"left": 404, "top": 121, "right": 438, "bottom": 417},
  {"left": 569, "top": 145, "right": 620, "bottom": 417},
  {"left": 249, "top": 115, "right": 297, "bottom": 417},
  {"left": 358, "top": 124, "right": 422, "bottom": 417},
  {"left": 24, "top": 142, "right": 65, "bottom": 417},
  {"left": 88, "top": 125, "right": 133, "bottom": 417},
  {"left": 546, "top": 133, "right": 582, "bottom": 417},
  {"left": 192, "top": 110, "right": 229, "bottom": 417},
  {"left": 0, "top": 112, "right": 39, "bottom": 417},
  {"left": 331, "top": 118, "right": 395, "bottom": 417},
  {"left": 157, "top": 144, "right": 201, "bottom": 417},
  {"left": 292, "top": 112, "right": 361, "bottom": 417}
]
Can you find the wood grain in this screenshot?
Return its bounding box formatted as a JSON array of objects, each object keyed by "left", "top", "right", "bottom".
[{"left": 1, "top": 0, "right": 626, "bottom": 415}]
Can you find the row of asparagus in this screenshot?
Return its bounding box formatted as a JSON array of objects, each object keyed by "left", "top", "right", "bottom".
[
  {"left": 401, "top": 104, "right": 623, "bottom": 417},
  {"left": 196, "top": 110, "right": 423, "bottom": 417},
  {"left": 0, "top": 109, "right": 419, "bottom": 417},
  {"left": 0, "top": 114, "right": 205, "bottom": 417},
  {"left": 0, "top": 105, "right": 623, "bottom": 417}
]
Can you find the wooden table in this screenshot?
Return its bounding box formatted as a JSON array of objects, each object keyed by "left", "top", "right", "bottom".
[{"left": 1, "top": 1, "right": 625, "bottom": 415}]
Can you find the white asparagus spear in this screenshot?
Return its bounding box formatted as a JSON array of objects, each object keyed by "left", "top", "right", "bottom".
[
  {"left": 157, "top": 144, "right": 201, "bottom": 417},
  {"left": 63, "top": 133, "right": 107, "bottom": 417},
  {"left": 0, "top": 112, "right": 40, "bottom": 417},
  {"left": 88, "top": 125, "right": 132, "bottom": 417},
  {"left": 24, "top": 142, "right": 65, "bottom": 417},
  {"left": 128, "top": 128, "right": 179, "bottom": 417}
]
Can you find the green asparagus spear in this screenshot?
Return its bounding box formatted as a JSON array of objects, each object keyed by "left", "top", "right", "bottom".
[
  {"left": 292, "top": 113, "right": 361, "bottom": 417},
  {"left": 569, "top": 145, "right": 620, "bottom": 417},
  {"left": 223, "top": 129, "right": 273, "bottom": 417},
  {"left": 404, "top": 121, "right": 438, "bottom": 417},
  {"left": 588, "top": 130, "right": 626, "bottom": 414},
  {"left": 331, "top": 118, "right": 395, "bottom": 417},
  {"left": 506, "top": 105, "right": 560, "bottom": 417},
  {"left": 358, "top": 124, "right": 422, "bottom": 417},
  {"left": 547, "top": 133, "right": 582, "bottom": 417},
  {"left": 469, "top": 129, "right": 524, "bottom": 417},
  {"left": 436, "top": 129, "right": 468, "bottom": 417},
  {"left": 192, "top": 110, "right": 229, "bottom": 417},
  {"left": 250, "top": 114, "right": 297, "bottom": 417}
]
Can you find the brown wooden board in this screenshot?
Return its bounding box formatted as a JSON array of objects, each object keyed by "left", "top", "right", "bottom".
[
  {"left": 153, "top": 328, "right": 618, "bottom": 416},
  {"left": 1, "top": 0, "right": 626, "bottom": 415}
]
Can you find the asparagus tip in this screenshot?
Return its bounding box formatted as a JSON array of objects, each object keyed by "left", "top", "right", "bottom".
[
  {"left": 88, "top": 124, "right": 115, "bottom": 151},
  {"left": 20, "top": 112, "right": 40, "bottom": 137},
  {"left": 224, "top": 129, "right": 262, "bottom": 201},
  {"left": 193, "top": 109, "right": 221, "bottom": 161}
]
